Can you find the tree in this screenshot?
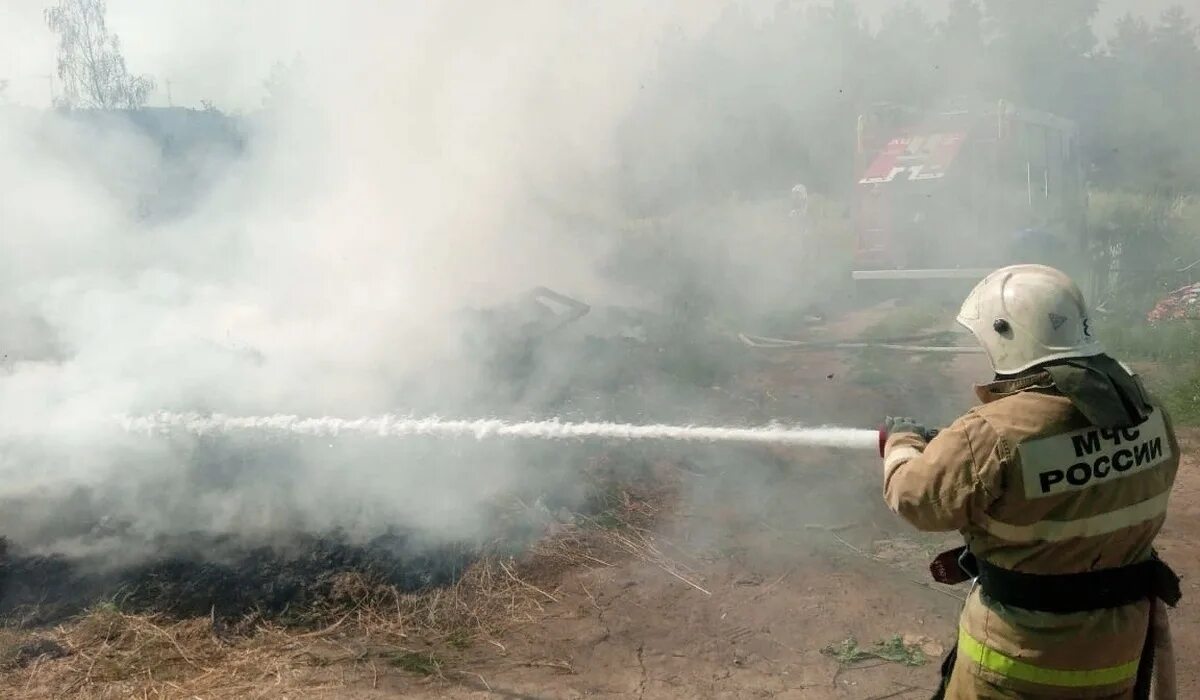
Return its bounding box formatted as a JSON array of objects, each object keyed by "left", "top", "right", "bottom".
[
  {"left": 872, "top": 3, "right": 938, "bottom": 107},
  {"left": 1148, "top": 6, "right": 1200, "bottom": 95},
  {"left": 982, "top": 0, "right": 1099, "bottom": 114},
  {"left": 44, "top": 0, "right": 154, "bottom": 109},
  {"left": 937, "top": 0, "right": 989, "bottom": 100},
  {"left": 1108, "top": 13, "right": 1152, "bottom": 62},
  {"left": 1090, "top": 7, "right": 1200, "bottom": 192},
  {"left": 943, "top": 0, "right": 984, "bottom": 46}
]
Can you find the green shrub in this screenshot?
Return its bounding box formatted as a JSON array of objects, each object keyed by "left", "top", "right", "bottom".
[
  {"left": 1088, "top": 192, "right": 1200, "bottom": 316},
  {"left": 1099, "top": 318, "right": 1200, "bottom": 364},
  {"left": 1095, "top": 317, "right": 1200, "bottom": 425}
]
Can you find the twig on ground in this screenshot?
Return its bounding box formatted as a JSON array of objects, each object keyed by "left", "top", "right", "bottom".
[
  {"left": 522, "top": 659, "right": 574, "bottom": 673},
  {"left": 659, "top": 565, "right": 712, "bottom": 595},
  {"left": 498, "top": 560, "right": 559, "bottom": 604},
  {"left": 905, "top": 577, "right": 967, "bottom": 602},
  {"left": 752, "top": 568, "right": 794, "bottom": 600},
  {"left": 605, "top": 530, "right": 710, "bottom": 595},
  {"left": 126, "top": 615, "right": 204, "bottom": 671},
  {"left": 294, "top": 612, "right": 352, "bottom": 639},
  {"left": 830, "top": 532, "right": 875, "bottom": 559}
]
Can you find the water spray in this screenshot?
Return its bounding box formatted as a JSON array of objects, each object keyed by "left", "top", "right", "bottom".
[{"left": 121, "top": 412, "right": 884, "bottom": 452}]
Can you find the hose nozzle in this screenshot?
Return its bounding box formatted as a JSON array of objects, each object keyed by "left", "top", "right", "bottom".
[{"left": 877, "top": 426, "right": 940, "bottom": 457}]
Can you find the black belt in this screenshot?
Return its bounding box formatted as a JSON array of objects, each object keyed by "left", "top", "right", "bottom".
[{"left": 930, "top": 546, "right": 1181, "bottom": 614}]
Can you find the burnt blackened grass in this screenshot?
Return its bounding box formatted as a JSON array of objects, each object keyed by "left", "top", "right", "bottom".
[{"left": 0, "top": 532, "right": 476, "bottom": 626}]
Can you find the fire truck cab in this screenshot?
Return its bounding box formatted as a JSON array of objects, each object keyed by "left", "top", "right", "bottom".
[{"left": 851, "top": 100, "right": 1087, "bottom": 285}]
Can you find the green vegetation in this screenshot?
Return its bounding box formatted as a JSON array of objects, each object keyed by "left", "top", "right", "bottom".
[
  {"left": 1089, "top": 193, "right": 1200, "bottom": 318},
  {"left": 1155, "top": 372, "right": 1200, "bottom": 427},
  {"left": 1098, "top": 319, "right": 1200, "bottom": 425},
  {"left": 1101, "top": 319, "right": 1200, "bottom": 364},
  {"left": 845, "top": 306, "right": 958, "bottom": 388},
  {"left": 859, "top": 304, "right": 960, "bottom": 343},
  {"left": 580, "top": 480, "right": 636, "bottom": 531},
  {"left": 859, "top": 306, "right": 950, "bottom": 341},
  {"left": 821, "top": 636, "right": 928, "bottom": 667},
  {"left": 653, "top": 340, "right": 731, "bottom": 389},
  {"left": 846, "top": 347, "right": 892, "bottom": 388},
  {"left": 386, "top": 650, "right": 442, "bottom": 676},
  {"left": 446, "top": 630, "right": 472, "bottom": 650}
]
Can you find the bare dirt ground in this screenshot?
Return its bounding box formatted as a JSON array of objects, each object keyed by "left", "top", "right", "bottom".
[
  {"left": 334, "top": 341, "right": 1200, "bottom": 699},
  {"left": 387, "top": 431, "right": 1199, "bottom": 700},
  {"left": 358, "top": 342, "right": 1200, "bottom": 700},
  {"left": 3, "top": 335, "right": 1197, "bottom": 699}
]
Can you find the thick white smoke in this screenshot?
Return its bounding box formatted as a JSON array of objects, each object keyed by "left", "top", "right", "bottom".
[
  {"left": 0, "top": 1, "right": 732, "bottom": 555},
  {"left": 6, "top": 0, "right": 1174, "bottom": 563}
]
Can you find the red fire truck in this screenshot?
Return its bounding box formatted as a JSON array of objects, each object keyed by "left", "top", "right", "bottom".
[{"left": 851, "top": 100, "right": 1088, "bottom": 285}]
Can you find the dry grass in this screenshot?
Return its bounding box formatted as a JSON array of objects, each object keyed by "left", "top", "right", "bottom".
[{"left": 0, "top": 479, "right": 679, "bottom": 699}]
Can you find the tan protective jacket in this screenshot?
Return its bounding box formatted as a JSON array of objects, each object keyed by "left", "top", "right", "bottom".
[{"left": 883, "top": 372, "right": 1179, "bottom": 699}]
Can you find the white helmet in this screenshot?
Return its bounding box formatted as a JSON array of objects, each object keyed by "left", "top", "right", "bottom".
[{"left": 957, "top": 264, "right": 1103, "bottom": 375}]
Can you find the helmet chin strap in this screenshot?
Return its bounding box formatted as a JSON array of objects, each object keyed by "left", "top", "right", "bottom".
[{"left": 990, "top": 355, "right": 1055, "bottom": 381}]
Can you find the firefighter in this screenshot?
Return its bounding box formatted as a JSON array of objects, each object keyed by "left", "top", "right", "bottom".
[{"left": 881, "top": 264, "right": 1181, "bottom": 700}]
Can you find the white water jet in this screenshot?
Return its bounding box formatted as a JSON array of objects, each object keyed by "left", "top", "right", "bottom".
[{"left": 120, "top": 412, "right": 878, "bottom": 450}]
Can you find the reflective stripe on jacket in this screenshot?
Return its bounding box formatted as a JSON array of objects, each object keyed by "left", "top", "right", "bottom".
[{"left": 883, "top": 371, "right": 1179, "bottom": 697}]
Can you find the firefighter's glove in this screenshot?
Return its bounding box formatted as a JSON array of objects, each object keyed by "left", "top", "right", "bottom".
[{"left": 885, "top": 416, "right": 932, "bottom": 442}]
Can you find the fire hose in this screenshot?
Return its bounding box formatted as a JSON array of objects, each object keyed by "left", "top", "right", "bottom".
[{"left": 738, "top": 332, "right": 984, "bottom": 354}]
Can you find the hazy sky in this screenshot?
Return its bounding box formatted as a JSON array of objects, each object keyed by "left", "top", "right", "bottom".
[{"left": 0, "top": 0, "right": 1189, "bottom": 110}]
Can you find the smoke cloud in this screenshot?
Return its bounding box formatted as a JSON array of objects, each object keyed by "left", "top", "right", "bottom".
[
  {"left": 1, "top": 0, "right": 1197, "bottom": 571},
  {"left": 0, "top": 2, "right": 738, "bottom": 558}
]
